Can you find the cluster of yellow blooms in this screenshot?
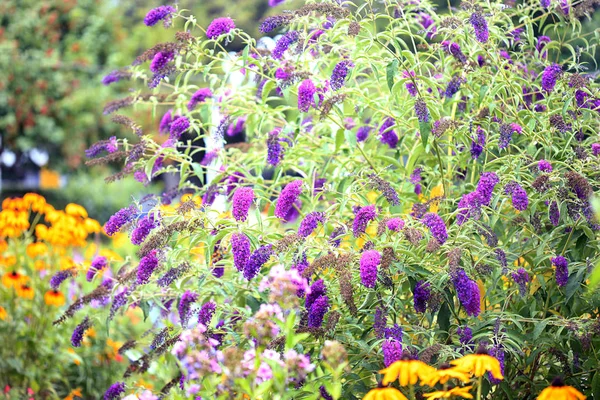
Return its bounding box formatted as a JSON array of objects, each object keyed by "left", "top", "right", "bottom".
[
  {"left": 0, "top": 193, "right": 103, "bottom": 316},
  {"left": 363, "top": 352, "right": 585, "bottom": 400}
]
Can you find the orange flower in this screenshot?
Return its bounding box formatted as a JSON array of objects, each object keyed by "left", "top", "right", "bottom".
[
  {"left": 450, "top": 350, "right": 503, "bottom": 380},
  {"left": 0, "top": 239, "right": 7, "bottom": 252},
  {"left": 34, "top": 260, "right": 48, "bottom": 271},
  {"left": 380, "top": 358, "right": 437, "bottom": 386},
  {"left": 64, "top": 388, "right": 82, "bottom": 400},
  {"left": 423, "top": 386, "right": 474, "bottom": 399},
  {"left": 44, "top": 290, "right": 66, "bottom": 306},
  {"left": 2, "top": 271, "right": 28, "bottom": 288},
  {"left": 26, "top": 242, "right": 48, "bottom": 258},
  {"left": 537, "top": 378, "right": 586, "bottom": 400},
  {"left": 0, "top": 255, "right": 17, "bottom": 267},
  {"left": 363, "top": 387, "right": 408, "bottom": 400},
  {"left": 0, "top": 306, "right": 7, "bottom": 321},
  {"left": 16, "top": 284, "right": 34, "bottom": 299}
]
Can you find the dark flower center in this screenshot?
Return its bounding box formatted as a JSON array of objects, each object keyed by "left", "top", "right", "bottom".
[
  {"left": 551, "top": 377, "right": 565, "bottom": 387},
  {"left": 476, "top": 344, "right": 489, "bottom": 355}
]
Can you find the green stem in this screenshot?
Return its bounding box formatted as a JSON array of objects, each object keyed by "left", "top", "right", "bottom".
[
  {"left": 409, "top": 384, "right": 416, "bottom": 400},
  {"left": 476, "top": 376, "right": 483, "bottom": 400}
]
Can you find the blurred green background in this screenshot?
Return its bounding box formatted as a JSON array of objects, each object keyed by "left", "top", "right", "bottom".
[{"left": 0, "top": 0, "right": 598, "bottom": 222}]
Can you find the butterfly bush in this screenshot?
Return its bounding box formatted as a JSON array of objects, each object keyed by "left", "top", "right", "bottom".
[{"left": 78, "top": 0, "right": 600, "bottom": 398}]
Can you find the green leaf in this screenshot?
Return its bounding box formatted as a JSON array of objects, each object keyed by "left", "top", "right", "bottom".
[
  {"left": 588, "top": 259, "right": 600, "bottom": 289},
  {"left": 386, "top": 59, "right": 399, "bottom": 92},
  {"left": 335, "top": 128, "right": 345, "bottom": 152},
  {"left": 592, "top": 372, "right": 600, "bottom": 400},
  {"left": 139, "top": 300, "right": 151, "bottom": 322},
  {"left": 437, "top": 302, "right": 450, "bottom": 333},
  {"left": 533, "top": 320, "right": 549, "bottom": 341}
]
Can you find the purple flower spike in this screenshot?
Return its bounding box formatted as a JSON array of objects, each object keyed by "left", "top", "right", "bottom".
[
  {"left": 298, "top": 212, "right": 326, "bottom": 238},
  {"left": 206, "top": 17, "right": 236, "bottom": 39},
  {"left": 198, "top": 301, "right": 217, "bottom": 326},
  {"left": 136, "top": 250, "right": 160, "bottom": 284},
  {"left": 476, "top": 172, "right": 499, "bottom": 206},
  {"left": 231, "top": 232, "right": 251, "bottom": 271},
  {"left": 188, "top": 88, "right": 213, "bottom": 110},
  {"left": 541, "top": 64, "right": 562, "bottom": 92},
  {"left": 232, "top": 187, "right": 255, "bottom": 222},
  {"left": 505, "top": 181, "right": 529, "bottom": 211},
  {"left": 413, "top": 280, "right": 431, "bottom": 313},
  {"left": 421, "top": 213, "right": 447, "bottom": 244},
  {"left": 298, "top": 80, "right": 317, "bottom": 112},
  {"left": 538, "top": 160, "right": 552, "bottom": 172},
  {"left": 144, "top": 6, "right": 176, "bottom": 27},
  {"left": 331, "top": 60, "right": 354, "bottom": 91},
  {"left": 386, "top": 218, "right": 405, "bottom": 232},
  {"left": 470, "top": 13, "right": 489, "bottom": 43},
  {"left": 105, "top": 205, "right": 137, "bottom": 236},
  {"left": 551, "top": 255, "right": 569, "bottom": 287},
  {"left": 104, "top": 382, "right": 126, "bottom": 400},
  {"left": 243, "top": 245, "right": 273, "bottom": 280},
  {"left": 150, "top": 51, "right": 174, "bottom": 73},
  {"left": 87, "top": 256, "right": 108, "bottom": 282},
  {"left": 71, "top": 317, "right": 92, "bottom": 347},
  {"left": 275, "top": 180, "right": 303, "bottom": 219},
  {"left": 360, "top": 250, "right": 381, "bottom": 288},
  {"left": 307, "top": 295, "right": 329, "bottom": 327},
  {"left": 451, "top": 269, "right": 480, "bottom": 317},
  {"left": 272, "top": 31, "right": 299, "bottom": 59},
  {"left": 131, "top": 214, "right": 159, "bottom": 245},
  {"left": 352, "top": 205, "right": 377, "bottom": 237},
  {"left": 178, "top": 290, "right": 198, "bottom": 326},
  {"left": 169, "top": 116, "right": 190, "bottom": 140},
  {"left": 379, "top": 117, "right": 399, "bottom": 149}
]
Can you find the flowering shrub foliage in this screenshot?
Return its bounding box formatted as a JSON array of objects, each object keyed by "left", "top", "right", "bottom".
[
  {"left": 0, "top": 194, "right": 145, "bottom": 398},
  {"left": 82, "top": 0, "right": 600, "bottom": 398}
]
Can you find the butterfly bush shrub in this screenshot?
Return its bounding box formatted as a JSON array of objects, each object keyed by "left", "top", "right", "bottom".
[{"left": 82, "top": 0, "right": 600, "bottom": 398}]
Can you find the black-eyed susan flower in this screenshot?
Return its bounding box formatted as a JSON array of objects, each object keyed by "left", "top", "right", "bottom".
[
  {"left": 380, "top": 356, "right": 437, "bottom": 386},
  {"left": 423, "top": 386, "right": 474, "bottom": 399},
  {"left": 537, "top": 378, "right": 586, "bottom": 400},
  {"left": 363, "top": 387, "right": 408, "bottom": 400},
  {"left": 0, "top": 306, "right": 7, "bottom": 321},
  {"left": 421, "top": 364, "right": 471, "bottom": 387},
  {"left": 2, "top": 271, "right": 28, "bottom": 289},
  {"left": 450, "top": 348, "right": 503, "bottom": 380},
  {"left": 44, "top": 290, "right": 66, "bottom": 307},
  {"left": 16, "top": 284, "right": 34, "bottom": 299}
]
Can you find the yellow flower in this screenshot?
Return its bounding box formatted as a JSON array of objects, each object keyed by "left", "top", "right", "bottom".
[
  {"left": 450, "top": 352, "right": 503, "bottom": 380},
  {"left": 0, "top": 306, "right": 7, "bottom": 321},
  {"left": 2, "top": 271, "right": 28, "bottom": 288},
  {"left": 537, "top": 379, "right": 586, "bottom": 400},
  {"left": 429, "top": 183, "right": 444, "bottom": 213},
  {"left": 84, "top": 218, "right": 102, "bottom": 233},
  {"left": 423, "top": 386, "right": 474, "bottom": 399},
  {"left": 16, "top": 284, "right": 35, "bottom": 299},
  {"left": 44, "top": 290, "right": 66, "bottom": 306},
  {"left": 380, "top": 359, "right": 437, "bottom": 386},
  {"left": 0, "top": 239, "right": 7, "bottom": 253},
  {"left": 421, "top": 365, "right": 471, "bottom": 387},
  {"left": 363, "top": 387, "right": 408, "bottom": 400},
  {"left": 23, "top": 193, "right": 47, "bottom": 212},
  {"left": 65, "top": 203, "right": 88, "bottom": 219}
]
